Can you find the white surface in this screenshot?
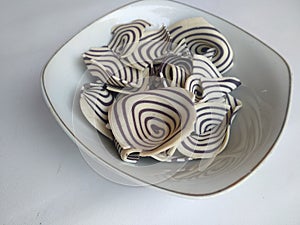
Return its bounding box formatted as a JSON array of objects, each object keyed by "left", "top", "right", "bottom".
[{"left": 0, "top": 0, "right": 299, "bottom": 224}]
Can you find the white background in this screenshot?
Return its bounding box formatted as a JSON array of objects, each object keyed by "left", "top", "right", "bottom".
[{"left": 1, "top": 0, "right": 299, "bottom": 224}]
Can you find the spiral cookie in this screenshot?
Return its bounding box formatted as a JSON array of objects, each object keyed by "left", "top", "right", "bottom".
[
  {"left": 177, "top": 95, "right": 242, "bottom": 159},
  {"left": 200, "top": 77, "right": 242, "bottom": 102},
  {"left": 113, "top": 138, "right": 140, "bottom": 163},
  {"left": 108, "top": 19, "right": 151, "bottom": 57},
  {"left": 79, "top": 83, "right": 114, "bottom": 140},
  {"left": 122, "top": 26, "right": 171, "bottom": 70},
  {"left": 83, "top": 46, "right": 147, "bottom": 91},
  {"left": 170, "top": 38, "right": 191, "bottom": 56},
  {"left": 169, "top": 17, "right": 234, "bottom": 74},
  {"left": 160, "top": 64, "right": 187, "bottom": 88},
  {"left": 185, "top": 54, "right": 223, "bottom": 102},
  {"left": 108, "top": 87, "right": 196, "bottom": 158},
  {"left": 223, "top": 94, "right": 243, "bottom": 122},
  {"left": 160, "top": 54, "right": 193, "bottom": 75},
  {"left": 80, "top": 18, "right": 242, "bottom": 163}
]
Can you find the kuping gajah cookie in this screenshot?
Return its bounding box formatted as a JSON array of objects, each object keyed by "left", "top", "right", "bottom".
[
  {"left": 108, "top": 87, "right": 197, "bottom": 162},
  {"left": 168, "top": 17, "right": 234, "bottom": 74},
  {"left": 80, "top": 82, "right": 114, "bottom": 140},
  {"left": 80, "top": 17, "right": 242, "bottom": 163},
  {"left": 108, "top": 19, "right": 151, "bottom": 58}
]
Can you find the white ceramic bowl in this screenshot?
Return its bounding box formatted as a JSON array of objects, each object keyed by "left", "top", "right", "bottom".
[{"left": 41, "top": 0, "right": 291, "bottom": 197}]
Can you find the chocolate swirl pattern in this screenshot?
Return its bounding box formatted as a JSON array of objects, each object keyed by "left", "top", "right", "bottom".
[
  {"left": 156, "top": 54, "right": 192, "bottom": 87},
  {"left": 199, "top": 46, "right": 217, "bottom": 60},
  {"left": 162, "top": 64, "right": 187, "bottom": 87},
  {"left": 171, "top": 38, "right": 191, "bottom": 56},
  {"left": 108, "top": 87, "right": 196, "bottom": 158},
  {"left": 169, "top": 17, "right": 233, "bottom": 74},
  {"left": 113, "top": 138, "right": 140, "bottom": 163},
  {"left": 223, "top": 94, "right": 243, "bottom": 122},
  {"left": 185, "top": 54, "right": 223, "bottom": 101},
  {"left": 200, "top": 77, "right": 242, "bottom": 102},
  {"left": 79, "top": 83, "right": 114, "bottom": 140},
  {"left": 80, "top": 18, "right": 242, "bottom": 163},
  {"left": 191, "top": 54, "right": 222, "bottom": 79},
  {"left": 122, "top": 26, "right": 171, "bottom": 70},
  {"left": 161, "top": 54, "right": 193, "bottom": 74},
  {"left": 106, "top": 70, "right": 151, "bottom": 94},
  {"left": 108, "top": 19, "right": 151, "bottom": 57},
  {"left": 177, "top": 98, "right": 241, "bottom": 159},
  {"left": 83, "top": 46, "right": 145, "bottom": 88}
]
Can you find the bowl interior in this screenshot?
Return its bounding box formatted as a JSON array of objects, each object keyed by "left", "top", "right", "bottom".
[{"left": 42, "top": 0, "right": 291, "bottom": 196}]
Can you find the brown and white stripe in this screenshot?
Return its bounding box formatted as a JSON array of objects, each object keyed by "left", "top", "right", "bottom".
[
  {"left": 83, "top": 46, "right": 145, "bottom": 89},
  {"left": 79, "top": 82, "right": 114, "bottom": 140},
  {"left": 169, "top": 17, "right": 234, "bottom": 74},
  {"left": 108, "top": 19, "right": 151, "bottom": 57},
  {"left": 108, "top": 87, "right": 196, "bottom": 158},
  {"left": 122, "top": 26, "right": 171, "bottom": 70},
  {"left": 177, "top": 94, "right": 242, "bottom": 159}
]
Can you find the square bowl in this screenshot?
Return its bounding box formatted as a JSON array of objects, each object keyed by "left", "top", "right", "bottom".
[{"left": 41, "top": 0, "right": 291, "bottom": 197}]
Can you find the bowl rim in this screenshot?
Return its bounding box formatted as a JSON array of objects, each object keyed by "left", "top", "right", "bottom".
[{"left": 40, "top": 0, "right": 292, "bottom": 197}]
